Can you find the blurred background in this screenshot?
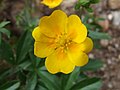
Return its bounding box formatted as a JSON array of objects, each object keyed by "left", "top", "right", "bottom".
[{"left": 0, "top": 0, "right": 120, "bottom": 90}]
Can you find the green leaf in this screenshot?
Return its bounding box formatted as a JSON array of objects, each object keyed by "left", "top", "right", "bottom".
[
  {"left": 0, "top": 68, "right": 19, "bottom": 82},
  {"left": 29, "top": 52, "right": 41, "bottom": 68},
  {"left": 75, "top": 3, "right": 81, "bottom": 10},
  {"left": 0, "top": 21, "right": 10, "bottom": 28},
  {"left": 0, "top": 33, "right": 1, "bottom": 45},
  {"left": 0, "top": 80, "right": 20, "bottom": 90},
  {"left": 37, "top": 70, "right": 60, "bottom": 90},
  {"left": 0, "top": 40, "right": 14, "bottom": 64},
  {"left": 16, "top": 30, "right": 33, "bottom": 64},
  {"left": 81, "top": 59, "right": 103, "bottom": 71},
  {"left": 79, "top": 0, "right": 90, "bottom": 6},
  {"left": 85, "top": 7, "right": 93, "bottom": 12},
  {"left": 90, "top": 0, "right": 100, "bottom": 4},
  {"left": 64, "top": 67, "right": 80, "bottom": 90},
  {"left": 18, "top": 60, "right": 31, "bottom": 70},
  {"left": 25, "top": 73, "right": 37, "bottom": 90},
  {"left": 0, "top": 28, "right": 10, "bottom": 38},
  {"left": 36, "top": 81, "right": 48, "bottom": 90},
  {"left": 88, "top": 30, "right": 111, "bottom": 40},
  {"left": 70, "top": 78, "right": 102, "bottom": 90}
]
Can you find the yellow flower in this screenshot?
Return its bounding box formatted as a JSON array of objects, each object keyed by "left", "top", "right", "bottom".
[
  {"left": 41, "top": 0, "right": 63, "bottom": 8},
  {"left": 32, "top": 10, "right": 93, "bottom": 74}
]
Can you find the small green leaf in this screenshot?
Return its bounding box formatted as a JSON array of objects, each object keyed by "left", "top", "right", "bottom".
[
  {"left": 88, "top": 30, "right": 111, "bottom": 40},
  {"left": 0, "top": 28, "right": 10, "bottom": 38},
  {"left": 79, "top": 0, "right": 90, "bottom": 6},
  {"left": 85, "top": 7, "right": 93, "bottom": 12},
  {"left": 64, "top": 67, "right": 80, "bottom": 90},
  {"left": 81, "top": 59, "right": 103, "bottom": 71},
  {"left": 0, "top": 21, "right": 10, "bottom": 28},
  {"left": 70, "top": 78, "right": 102, "bottom": 90}
]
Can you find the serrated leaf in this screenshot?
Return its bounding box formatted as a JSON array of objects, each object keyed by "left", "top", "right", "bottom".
[
  {"left": 81, "top": 59, "right": 103, "bottom": 71},
  {"left": 0, "top": 21, "right": 10, "bottom": 28}
]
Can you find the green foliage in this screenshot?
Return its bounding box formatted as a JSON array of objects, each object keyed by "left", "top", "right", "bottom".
[
  {"left": 0, "top": 21, "right": 10, "bottom": 45},
  {"left": 75, "top": 0, "right": 100, "bottom": 12},
  {"left": 0, "top": 0, "right": 110, "bottom": 90},
  {"left": 70, "top": 77, "right": 102, "bottom": 90}
]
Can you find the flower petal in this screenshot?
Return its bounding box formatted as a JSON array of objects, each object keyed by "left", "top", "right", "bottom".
[
  {"left": 32, "top": 26, "right": 41, "bottom": 41},
  {"left": 79, "top": 37, "right": 93, "bottom": 53},
  {"left": 41, "top": 0, "right": 63, "bottom": 8},
  {"left": 68, "top": 43, "right": 88, "bottom": 66},
  {"left": 45, "top": 48, "right": 75, "bottom": 74},
  {"left": 39, "top": 10, "right": 67, "bottom": 38},
  {"left": 34, "top": 41, "right": 55, "bottom": 58},
  {"left": 67, "top": 15, "right": 87, "bottom": 43}
]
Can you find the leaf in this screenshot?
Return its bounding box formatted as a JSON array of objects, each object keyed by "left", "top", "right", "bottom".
[
  {"left": 37, "top": 70, "right": 60, "bottom": 90},
  {"left": 0, "top": 28, "right": 10, "bottom": 38},
  {"left": 70, "top": 78, "right": 102, "bottom": 90},
  {"left": 29, "top": 52, "right": 41, "bottom": 68},
  {"left": 36, "top": 81, "right": 48, "bottom": 90},
  {"left": 0, "top": 80, "right": 20, "bottom": 90},
  {"left": 81, "top": 59, "right": 103, "bottom": 71},
  {"left": 90, "top": 0, "right": 100, "bottom": 4},
  {"left": 88, "top": 30, "right": 111, "bottom": 40},
  {"left": 0, "top": 68, "right": 19, "bottom": 82},
  {"left": 16, "top": 30, "right": 33, "bottom": 64},
  {"left": 25, "top": 73, "right": 37, "bottom": 90},
  {"left": 0, "top": 21, "right": 10, "bottom": 28},
  {"left": 79, "top": 0, "right": 90, "bottom": 6},
  {"left": 0, "top": 40, "right": 15, "bottom": 64},
  {"left": 75, "top": 3, "right": 81, "bottom": 10},
  {"left": 18, "top": 60, "right": 31, "bottom": 70},
  {"left": 85, "top": 7, "right": 93, "bottom": 12},
  {"left": 64, "top": 67, "right": 80, "bottom": 90},
  {"left": 0, "top": 33, "right": 1, "bottom": 45}
]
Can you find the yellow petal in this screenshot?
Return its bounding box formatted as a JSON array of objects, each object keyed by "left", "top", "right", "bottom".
[
  {"left": 32, "top": 26, "right": 41, "bottom": 41},
  {"left": 34, "top": 41, "right": 55, "bottom": 58},
  {"left": 67, "top": 43, "right": 88, "bottom": 66},
  {"left": 39, "top": 10, "right": 67, "bottom": 38},
  {"left": 79, "top": 37, "right": 93, "bottom": 53},
  {"left": 67, "top": 15, "right": 87, "bottom": 43},
  {"left": 45, "top": 48, "right": 75, "bottom": 74},
  {"left": 41, "top": 0, "right": 63, "bottom": 8}
]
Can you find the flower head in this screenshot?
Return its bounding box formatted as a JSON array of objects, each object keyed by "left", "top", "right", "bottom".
[
  {"left": 32, "top": 10, "right": 93, "bottom": 74},
  {"left": 41, "top": 0, "right": 62, "bottom": 8}
]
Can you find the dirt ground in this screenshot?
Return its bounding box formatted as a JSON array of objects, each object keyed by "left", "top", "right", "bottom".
[{"left": 0, "top": 0, "right": 120, "bottom": 90}]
